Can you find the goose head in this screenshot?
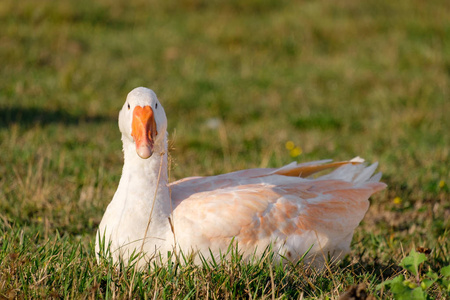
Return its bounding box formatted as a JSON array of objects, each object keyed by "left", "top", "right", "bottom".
[{"left": 118, "top": 87, "right": 167, "bottom": 159}]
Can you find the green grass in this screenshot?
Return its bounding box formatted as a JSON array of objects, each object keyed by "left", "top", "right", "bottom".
[{"left": 1, "top": 0, "right": 449, "bottom": 298}]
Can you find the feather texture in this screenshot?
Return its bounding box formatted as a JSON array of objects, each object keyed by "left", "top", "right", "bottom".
[{"left": 170, "top": 161, "right": 385, "bottom": 266}]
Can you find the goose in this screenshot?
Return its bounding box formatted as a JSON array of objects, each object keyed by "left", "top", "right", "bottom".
[{"left": 95, "top": 87, "right": 386, "bottom": 269}]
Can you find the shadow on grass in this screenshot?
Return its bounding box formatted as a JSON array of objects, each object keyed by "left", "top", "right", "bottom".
[
  {"left": 342, "top": 256, "right": 403, "bottom": 282},
  {"left": 0, "top": 106, "right": 115, "bottom": 128}
]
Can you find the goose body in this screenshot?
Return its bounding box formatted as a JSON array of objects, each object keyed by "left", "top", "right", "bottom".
[{"left": 95, "top": 87, "right": 386, "bottom": 268}]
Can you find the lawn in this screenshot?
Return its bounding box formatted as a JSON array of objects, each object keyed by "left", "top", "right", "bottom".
[{"left": 0, "top": 0, "right": 449, "bottom": 298}]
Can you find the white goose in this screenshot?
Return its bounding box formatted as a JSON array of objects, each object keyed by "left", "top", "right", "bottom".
[{"left": 95, "top": 87, "right": 386, "bottom": 269}]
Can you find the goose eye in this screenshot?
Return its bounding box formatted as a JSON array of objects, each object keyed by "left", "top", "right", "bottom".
[
  {"left": 127, "top": 103, "right": 130, "bottom": 110},
  {"left": 155, "top": 103, "right": 158, "bottom": 109}
]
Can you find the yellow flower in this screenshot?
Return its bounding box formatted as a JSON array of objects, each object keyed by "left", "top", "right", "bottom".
[
  {"left": 438, "top": 180, "right": 445, "bottom": 189},
  {"left": 290, "top": 146, "right": 302, "bottom": 158},
  {"left": 285, "top": 141, "right": 295, "bottom": 150},
  {"left": 393, "top": 196, "right": 402, "bottom": 205}
]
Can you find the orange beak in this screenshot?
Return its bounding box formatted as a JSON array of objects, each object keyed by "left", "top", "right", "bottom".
[{"left": 131, "top": 106, "right": 158, "bottom": 159}]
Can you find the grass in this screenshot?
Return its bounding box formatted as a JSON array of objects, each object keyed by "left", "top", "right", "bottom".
[{"left": 0, "top": 0, "right": 449, "bottom": 298}]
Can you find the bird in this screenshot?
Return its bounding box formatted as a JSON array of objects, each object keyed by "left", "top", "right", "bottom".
[{"left": 95, "top": 87, "right": 386, "bottom": 269}]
